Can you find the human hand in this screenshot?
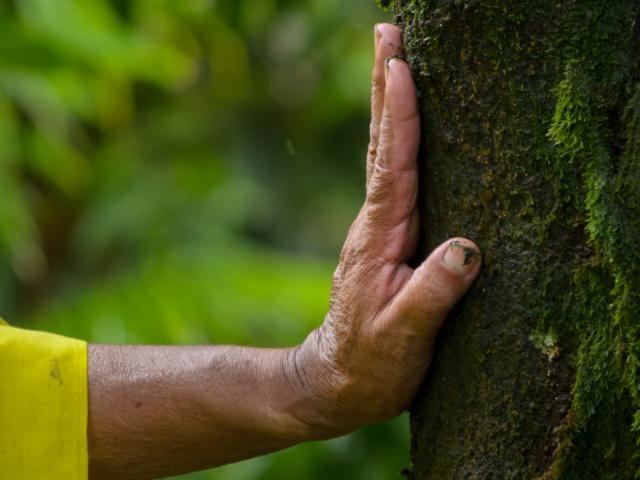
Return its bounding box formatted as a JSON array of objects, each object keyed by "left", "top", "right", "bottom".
[{"left": 289, "top": 23, "right": 482, "bottom": 435}]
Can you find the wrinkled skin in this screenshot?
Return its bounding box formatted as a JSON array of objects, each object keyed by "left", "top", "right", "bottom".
[
  {"left": 88, "top": 24, "right": 481, "bottom": 479},
  {"left": 291, "top": 24, "right": 481, "bottom": 432}
]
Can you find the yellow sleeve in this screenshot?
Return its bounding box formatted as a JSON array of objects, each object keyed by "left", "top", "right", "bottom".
[{"left": 0, "top": 319, "right": 88, "bottom": 480}]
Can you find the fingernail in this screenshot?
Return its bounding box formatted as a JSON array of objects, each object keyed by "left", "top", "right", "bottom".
[
  {"left": 385, "top": 57, "right": 395, "bottom": 82},
  {"left": 443, "top": 240, "right": 480, "bottom": 273},
  {"left": 375, "top": 23, "right": 383, "bottom": 41}
]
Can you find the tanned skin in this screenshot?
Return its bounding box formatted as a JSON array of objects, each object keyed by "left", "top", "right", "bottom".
[{"left": 88, "top": 24, "right": 482, "bottom": 479}]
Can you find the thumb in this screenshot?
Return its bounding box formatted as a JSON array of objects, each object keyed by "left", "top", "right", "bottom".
[{"left": 392, "top": 237, "right": 481, "bottom": 338}]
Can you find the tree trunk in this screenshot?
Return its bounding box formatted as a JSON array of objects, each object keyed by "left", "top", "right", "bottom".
[{"left": 385, "top": 1, "right": 640, "bottom": 478}]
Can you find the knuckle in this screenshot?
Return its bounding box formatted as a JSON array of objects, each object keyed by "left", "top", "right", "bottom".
[
  {"left": 369, "top": 119, "right": 380, "bottom": 140},
  {"left": 367, "top": 144, "right": 378, "bottom": 165},
  {"left": 366, "top": 168, "right": 393, "bottom": 206}
]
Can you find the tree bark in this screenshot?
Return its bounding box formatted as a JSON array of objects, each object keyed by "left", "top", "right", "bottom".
[{"left": 386, "top": 1, "right": 640, "bottom": 478}]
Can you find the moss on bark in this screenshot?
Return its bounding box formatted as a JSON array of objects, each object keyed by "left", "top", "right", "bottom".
[{"left": 387, "top": 0, "right": 640, "bottom": 478}]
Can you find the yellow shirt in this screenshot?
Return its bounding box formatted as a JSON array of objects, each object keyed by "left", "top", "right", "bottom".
[{"left": 0, "top": 319, "right": 88, "bottom": 479}]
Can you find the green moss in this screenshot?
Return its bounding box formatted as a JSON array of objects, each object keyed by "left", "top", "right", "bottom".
[
  {"left": 529, "top": 328, "right": 560, "bottom": 362},
  {"left": 375, "top": 0, "right": 393, "bottom": 11},
  {"left": 543, "top": 5, "right": 640, "bottom": 476}
]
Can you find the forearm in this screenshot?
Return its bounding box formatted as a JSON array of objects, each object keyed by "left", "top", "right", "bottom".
[{"left": 87, "top": 344, "right": 330, "bottom": 479}]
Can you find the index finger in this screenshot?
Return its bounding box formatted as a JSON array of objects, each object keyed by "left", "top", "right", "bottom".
[{"left": 368, "top": 23, "right": 403, "bottom": 185}]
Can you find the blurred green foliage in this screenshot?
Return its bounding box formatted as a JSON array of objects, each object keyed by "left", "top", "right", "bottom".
[{"left": 0, "top": 0, "right": 410, "bottom": 478}]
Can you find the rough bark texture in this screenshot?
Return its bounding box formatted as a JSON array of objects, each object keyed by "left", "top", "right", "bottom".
[{"left": 382, "top": 1, "right": 640, "bottom": 478}]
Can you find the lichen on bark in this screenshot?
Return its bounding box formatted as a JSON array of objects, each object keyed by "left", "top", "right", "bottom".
[{"left": 385, "top": 0, "right": 640, "bottom": 478}]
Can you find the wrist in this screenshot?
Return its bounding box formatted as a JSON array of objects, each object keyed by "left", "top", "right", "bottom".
[
  {"left": 276, "top": 346, "right": 347, "bottom": 440},
  {"left": 278, "top": 331, "right": 372, "bottom": 441}
]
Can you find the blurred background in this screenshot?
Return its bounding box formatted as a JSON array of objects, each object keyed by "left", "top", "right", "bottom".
[{"left": 0, "top": 0, "right": 411, "bottom": 478}]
